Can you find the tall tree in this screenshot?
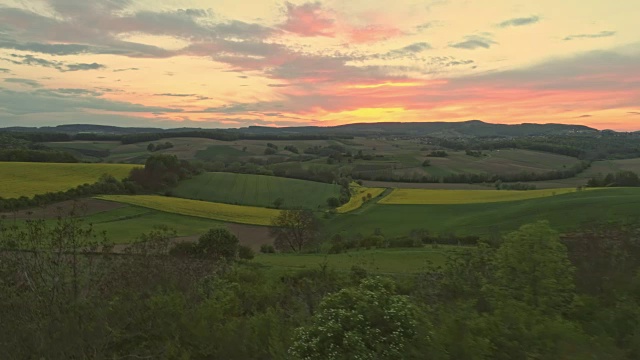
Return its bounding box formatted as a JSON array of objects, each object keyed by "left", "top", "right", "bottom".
[{"left": 493, "top": 221, "right": 575, "bottom": 313}]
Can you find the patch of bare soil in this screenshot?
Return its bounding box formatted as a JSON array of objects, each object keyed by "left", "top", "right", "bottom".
[{"left": 0, "top": 198, "right": 126, "bottom": 220}]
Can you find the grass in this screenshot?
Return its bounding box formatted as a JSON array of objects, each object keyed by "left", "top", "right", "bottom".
[
  {"left": 253, "top": 246, "right": 462, "bottom": 274},
  {"left": 85, "top": 206, "right": 225, "bottom": 244},
  {"left": 327, "top": 188, "right": 640, "bottom": 238},
  {"left": 173, "top": 172, "right": 341, "bottom": 209},
  {"left": 3, "top": 205, "right": 226, "bottom": 244},
  {"left": 336, "top": 184, "right": 387, "bottom": 213},
  {"left": 379, "top": 188, "right": 583, "bottom": 205},
  {"left": 0, "top": 162, "right": 139, "bottom": 198},
  {"left": 97, "top": 195, "right": 280, "bottom": 226}
]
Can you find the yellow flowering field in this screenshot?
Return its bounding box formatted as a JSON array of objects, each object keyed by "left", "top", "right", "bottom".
[
  {"left": 0, "top": 162, "right": 138, "bottom": 198},
  {"left": 97, "top": 195, "right": 280, "bottom": 225}
]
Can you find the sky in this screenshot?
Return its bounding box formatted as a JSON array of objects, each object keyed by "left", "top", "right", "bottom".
[{"left": 0, "top": 0, "right": 639, "bottom": 130}]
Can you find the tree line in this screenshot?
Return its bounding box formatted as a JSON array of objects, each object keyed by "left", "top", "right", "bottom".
[
  {"left": 429, "top": 133, "right": 640, "bottom": 160},
  {"left": 354, "top": 161, "right": 591, "bottom": 184},
  {"left": 587, "top": 170, "right": 640, "bottom": 187}
]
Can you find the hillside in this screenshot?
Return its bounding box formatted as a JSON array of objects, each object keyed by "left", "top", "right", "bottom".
[{"left": 327, "top": 187, "right": 640, "bottom": 237}]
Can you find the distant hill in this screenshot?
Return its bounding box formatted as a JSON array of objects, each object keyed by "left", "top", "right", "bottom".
[
  {"left": 0, "top": 120, "right": 599, "bottom": 137},
  {"left": 0, "top": 124, "right": 164, "bottom": 134},
  {"left": 238, "top": 120, "right": 597, "bottom": 137}
]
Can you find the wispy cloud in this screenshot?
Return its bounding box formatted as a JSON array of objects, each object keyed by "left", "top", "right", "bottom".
[
  {"left": 498, "top": 16, "right": 540, "bottom": 28},
  {"left": 450, "top": 35, "right": 497, "bottom": 49},
  {"left": 113, "top": 68, "right": 139, "bottom": 72},
  {"left": 4, "top": 78, "right": 42, "bottom": 87},
  {"left": 381, "top": 42, "right": 432, "bottom": 59},
  {"left": 563, "top": 31, "right": 616, "bottom": 41},
  {"left": 1, "top": 54, "right": 106, "bottom": 72}
]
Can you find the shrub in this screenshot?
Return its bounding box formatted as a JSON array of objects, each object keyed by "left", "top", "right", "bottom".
[
  {"left": 169, "top": 242, "right": 199, "bottom": 257},
  {"left": 260, "top": 244, "right": 276, "bottom": 253},
  {"left": 197, "top": 228, "right": 239, "bottom": 260},
  {"left": 238, "top": 245, "right": 255, "bottom": 260},
  {"left": 326, "top": 197, "right": 341, "bottom": 208},
  {"left": 386, "top": 236, "right": 422, "bottom": 248}
]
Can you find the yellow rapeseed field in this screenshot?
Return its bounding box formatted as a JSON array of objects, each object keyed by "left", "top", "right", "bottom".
[
  {"left": 378, "top": 188, "right": 586, "bottom": 205},
  {"left": 0, "top": 162, "right": 139, "bottom": 198},
  {"left": 97, "top": 195, "right": 280, "bottom": 226},
  {"left": 336, "top": 184, "right": 386, "bottom": 213}
]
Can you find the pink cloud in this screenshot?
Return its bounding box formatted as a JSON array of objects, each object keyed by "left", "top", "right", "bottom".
[
  {"left": 280, "top": 2, "right": 336, "bottom": 37},
  {"left": 347, "top": 24, "right": 404, "bottom": 44}
]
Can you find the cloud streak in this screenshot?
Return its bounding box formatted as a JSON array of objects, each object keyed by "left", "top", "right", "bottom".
[
  {"left": 564, "top": 31, "right": 616, "bottom": 41},
  {"left": 450, "top": 35, "right": 497, "bottom": 49},
  {"left": 1, "top": 54, "right": 106, "bottom": 72},
  {"left": 498, "top": 16, "right": 540, "bottom": 27}
]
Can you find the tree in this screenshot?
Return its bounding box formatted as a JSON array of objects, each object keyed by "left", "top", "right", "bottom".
[
  {"left": 422, "top": 159, "right": 431, "bottom": 167},
  {"left": 147, "top": 143, "right": 155, "bottom": 152},
  {"left": 326, "top": 197, "right": 340, "bottom": 208},
  {"left": 197, "top": 228, "right": 239, "bottom": 260},
  {"left": 493, "top": 221, "right": 575, "bottom": 313},
  {"left": 273, "top": 197, "right": 284, "bottom": 209},
  {"left": 270, "top": 209, "right": 319, "bottom": 252},
  {"left": 289, "top": 277, "right": 423, "bottom": 360}
]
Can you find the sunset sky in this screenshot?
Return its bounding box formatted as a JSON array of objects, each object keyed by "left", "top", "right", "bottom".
[{"left": 0, "top": 0, "right": 638, "bottom": 130}]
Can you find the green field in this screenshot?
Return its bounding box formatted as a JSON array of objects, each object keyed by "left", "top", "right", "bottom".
[
  {"left": 173, "top": 172, "right": 341, "bottom": 209},
  {"left": 0, "top": 162, "right": 139, "bottom": 198},
  {"left": 98, "top": 195, "right": 280, "bottom": 225},
  {"left": 379, "top": 187, "right": 582, "bottom": 204},
  {"left": 195, "top": 145, "right": 248, "bottom": 160},
  {"left": 327, "top": 188, "right": 640, "bottom": 238},
  {"left": 84, "top": 205, "right": 226, "bottom": 244}
]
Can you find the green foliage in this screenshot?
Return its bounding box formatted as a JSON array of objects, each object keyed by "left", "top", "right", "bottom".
[
  {"left": 587, "top": 170, "right": 640, "bottom": 187},
  {"left": 493, "top": 221, "right": 575, "bottom": 313},
  {"left": 270, "top": 209, "right": 320, "bottom": 252},
  {"left": 260, "top": 244, "right": 276, "bottom": 253},
  {"left": 238, "top": 245, "right": 255, "bottom": 260},
  {"left": 197, "top": 228, "right": 240, "bottom": 260},
  {"left": 290, "top": 277, "right": 422, "bottom": 360},
  {"left": 327, "top": 196, "right": 341, "bottom": 208}
]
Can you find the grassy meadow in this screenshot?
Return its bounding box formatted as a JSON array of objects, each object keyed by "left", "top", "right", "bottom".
[
  {"left": 0, "top": 162, "right": 138, "bottom": 198},
  {"left": 97, "top": 195, "right": 280, "bottom": 225},
  {"left": 173, "top": 172, "right": 341, "bottom": 209}
]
